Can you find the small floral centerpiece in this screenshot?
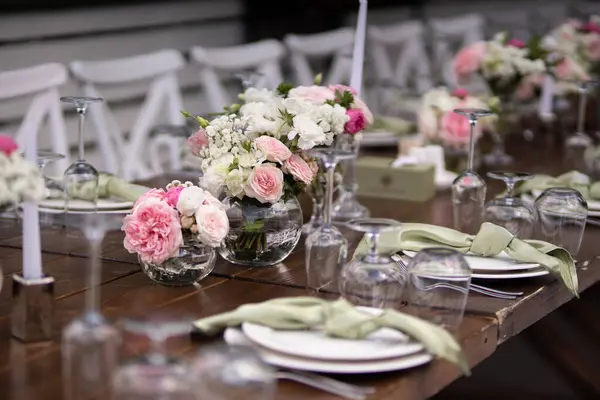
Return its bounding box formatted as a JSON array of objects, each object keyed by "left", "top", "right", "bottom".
[
  {"left": 0, "top": 134, "right": 45, "bottom": 209},
  {"left": 183, "top": 78, "right": 372, "bottom": 266},
  {"left": 122, "top": 180, "right": 228, "bottom": 285}
]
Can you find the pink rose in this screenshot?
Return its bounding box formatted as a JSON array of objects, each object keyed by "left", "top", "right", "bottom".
[
  {"left": 243, "top": 164, "right": 284, "bottom": 203},
  {"left": 0, "top": 135, "right": 18, "bottom": 156},
  {"left": 188, "top": 128, "right": 209, "bottom": 156},
  {"left": 451, "top": 88, "right": 469, "bottom": 99},
  {"left": 351, "top": 97, "right": 374, "bottom": 126},
  {"left": 515, "top": 73, "right": 544, "bottom": 101},
  {"left": 308, "top": 160, "right": 319, "bottom": 176},
  {"left": 507, "top": 39, "right": 526, "bottom": 48},
  {"left": 288, "top": 85, "right": 335, "bottom": 104},
  {"left": 587, "top": 35, "right": 600, "bottom": 61},
  {"left": 453, "top": 42, "right": 486, "bottom": 80},
  {"left": 165, "top": 186, "right": 185, "bottom": 208},
  {"left": 254, "top": 136, "right": 292, "bottom": 163},
  {"left": 440, "top": 108, "right": 481, "bottom": 146},
  {"left": 194, "top": 204, "right": 229, "bottom": 247},
  {"left": 328, "top": 84, "right": 358, "bottom": 96},
  {"left": 555, "top": 57, "right": 589, "bottom": 81},
  {"left": 122, "top": 197, "right": 183, "bottom": 265},
  {"left": 344, "top": 109, "right": 366, "bottom": 134},
  {"left": 583, "top": 22, "right": 600, "bottom": 35},
  {"left": 133, "top": 188, "right": 167, "bottom": 211},
  {"left": 283, "top": 154, "right": 314, "bottom": 185}
]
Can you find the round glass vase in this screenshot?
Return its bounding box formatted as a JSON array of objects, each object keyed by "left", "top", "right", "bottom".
[
  {"left": 219, "top": 196, "right": 303, "bottom": 267},
  {"left": 140, "top": 233, "right": 217, "bottom": 286}
]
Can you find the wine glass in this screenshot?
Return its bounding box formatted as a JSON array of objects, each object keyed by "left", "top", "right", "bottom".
[
  {"left": 189, "top": 344, "right": 276, "bottom": 400},
  {"left": 305, "top": 148, "right": 355, "bottom": 292},
  {"left": 35, "top": 151, "right": 66, "bottom": 227},
  {"left": 484, "top": 172, "right": 536, "bottom": 238},
  {"left": 566, "top": 80, "right": 600, "bottom": 148},
  {"left": 535, "top": 188, "right": 588, "bottom": 256},
  {"left": 339, "top": 218, "right": 405, "bottom": 309},
  {"left": 61, "top": 96, "right": 103, "bottom": 230},
  {"left": 404, "top": 248, "right": 471, "bottom": 334},
  {"left": 451, "top": 108, "right": 494, "bottom": 234},
  {"left": 112, "top": 316, "right": 194, "bottom": 400},
  {"left": 62, "top": 213, "right": 120, "bottom": 400}
]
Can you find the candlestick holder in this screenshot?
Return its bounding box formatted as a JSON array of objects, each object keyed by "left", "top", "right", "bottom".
[{"left": 11, "top": 273, "right": 55, "bottom": 342}]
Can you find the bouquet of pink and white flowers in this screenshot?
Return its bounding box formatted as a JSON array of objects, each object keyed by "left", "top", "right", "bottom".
[
  {"left": 0, "top": 134, "right": 45, "bottom": 207},
  {"left": 122, "top": 180, "right": 229, "bottom": 265}
]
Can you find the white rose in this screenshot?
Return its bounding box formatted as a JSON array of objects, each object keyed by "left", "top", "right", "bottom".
[
  {"left": 194, "top": 204, "right": 230, "bottom": 247},
  {"left": 176, "top": 186, "right": 208, "bottom": 216},
  {"left": 288, "top": 114, "right": 326, "bottom": 150}
]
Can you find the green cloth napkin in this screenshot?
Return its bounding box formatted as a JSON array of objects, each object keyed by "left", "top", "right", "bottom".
[
  {"left": 355, "top": 222, "right": 578, "bottom": 296},
  {"left": 511, "top": 171, "right": 600, "bottom": 200},
  {"left": 368, "top": 116, "right": 417, "bottom": 136},
  {"left": 193, "top": 296, "right": 470, "bottom": 375},
  {"left": 64, "top": 173, "right": 149, "bottom": 202}
]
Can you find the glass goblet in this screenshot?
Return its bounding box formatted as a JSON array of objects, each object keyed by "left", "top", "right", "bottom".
[
  {"left": 535, "top": 188, "right": 588, "bottom": 256},
  {"left": 404, "top": 248, "right": 471, "bottom": 334},
  {"left": 113, "top": 316, "right": 194, "bottom": 400},
  {"left": 484, "top": 171, "right": 536, "bottom": 238},
  {"left": 339, "top": 218, "right": 405, "bottom": 309},
  {"left": 452, "top": 108, "right": 494, "bottom": 234},
  {"left": 189, "top": 344, "right": 276, "bottom": 400},
  {"left": 565, "top": 80, "right": 600, "bottom": 148},
  {"left": 305, "top": 148, "right": 355, "bottom": 292}
]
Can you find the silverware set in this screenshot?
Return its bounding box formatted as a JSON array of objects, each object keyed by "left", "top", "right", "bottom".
[{"left": 276, "top": 370, "right": 375, "bottom": 400}]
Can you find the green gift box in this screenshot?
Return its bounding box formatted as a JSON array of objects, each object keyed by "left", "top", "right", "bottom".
[{"left": 355, "top": 156, "right": 436, "bottom": 202}]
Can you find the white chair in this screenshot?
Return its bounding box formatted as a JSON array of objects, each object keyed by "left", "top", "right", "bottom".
[
  {"left": 0, "top": 63, "right": 70, "bottom": 173},
  {"left": 284, "top": 28, "right": 355, "bottom": 86},
  {"left": 429, "top": 13, "right": 485, "bottom": 89},
  {"left": 69, "top": 49, "right": 186, "bottom": 181},
  {"left": 190, "top": 40, "right": 286, "bottom": 112}
]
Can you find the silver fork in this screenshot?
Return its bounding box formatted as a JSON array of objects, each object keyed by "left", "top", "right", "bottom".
[{"left": 275, "top": 370, "right": 375, "bottom": 400}]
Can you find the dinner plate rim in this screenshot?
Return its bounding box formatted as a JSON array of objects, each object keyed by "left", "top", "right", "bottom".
[
  {"left": 402, "top": 250, "right": 541, "bottom": 271},
  {"left": 39, "top": 198, "right": 134, "bottom": 211}
]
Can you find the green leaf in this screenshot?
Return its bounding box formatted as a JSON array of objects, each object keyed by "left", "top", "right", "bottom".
[
  {"left": 314, "top": 73, "right": 323, "bottom": 85},
  {"left": 228, "top": 157, "right": 239, "bottom": 172},
  {"left": 276, "top": 82, "right": 294, "bottom": 97}
]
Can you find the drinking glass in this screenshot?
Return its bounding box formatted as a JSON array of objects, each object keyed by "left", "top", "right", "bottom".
[
  {"left": 339, "top": 218, "right": 405, "bottom": 309},
  {"left": 189, "top": 344, "right": 276, "bottom": 400},
  {"left": 484, "top": 171, "right": 536, "bottom": 238},
  {"left": 305, "top": 148, "right": 354, "bottom": 292},
  {"left": 113, "top": 316, "right": 194, "bottom": 400},
  {"left": 33, "top": 151, "right": 66, "bottom": 227},
  {"left": 452, "top": 108, "right": 494, "bottom": 234},
  {"left": 565, "top": 80, "right": 599, "bottom": 148},
  {"left": 332, "top": 135, "right": 370, "bottom": 222},
  {"left": 302, "top": 161, "right": 326, "bottom": 236},
  {"left": 61, "top": 96, "right": 103, "bottom": 230},
  {"left": 535, "top": 188, "right": 588, "bottom": 256},
  {"left": 62, "top": 213, "right": 120, "bottom": 400},
  {"left": 404, "top": 248, "right": 471, "bottom": 334}
]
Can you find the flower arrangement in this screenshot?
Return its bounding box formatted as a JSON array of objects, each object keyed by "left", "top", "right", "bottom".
[
  {"left": 122, "top": 180, "right": 229, "bottom": 265},
  {"left": 0, "top": 134, "right": 45, "bottom": 207},
  {"left": 543, "top": 17, "right": 600, "bottom": 75}
]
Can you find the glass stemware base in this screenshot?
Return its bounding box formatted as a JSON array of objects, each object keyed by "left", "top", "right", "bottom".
[{"left": 305, "top": 225, "right": 348, "bottom": 291}]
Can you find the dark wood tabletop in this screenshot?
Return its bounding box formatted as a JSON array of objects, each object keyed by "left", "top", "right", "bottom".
[{"left": 1, "top": 133, "right": 599, "bottom": 400}]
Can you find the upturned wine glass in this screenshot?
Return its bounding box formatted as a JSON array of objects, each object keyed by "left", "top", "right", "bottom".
[
  {"left": 566, "top": 80, "right": 600, "bottom": 148},
  {"left": 484, "top": 171, "right": 536, "bottom": 238},
  {"left": 339, "top": 218, "right": 405, "bottom": 309},
  {"left": 34, "top": 151, "right": 65, "bottom": 227},
  {"left": 305, "top": 148, "right": 355, "bottom": 292},
  {"left": 452, "top": 108, "right": 494, "bottom": 234}
]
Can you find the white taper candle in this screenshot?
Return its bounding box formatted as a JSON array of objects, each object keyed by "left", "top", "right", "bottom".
[
  {"left": 350, "top": 0, "right": 368, "bottom": 96},
  {"left": 22, "top": 129, "right": 43, "bottom": 280},
  {"left": 538, "top": 74, "right": 555, "bottom": 119}
]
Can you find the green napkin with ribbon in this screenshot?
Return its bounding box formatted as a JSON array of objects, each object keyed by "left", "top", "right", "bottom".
[
  {"left": 193, "top": 296, "right": 470, "bottom": 375},
  {"left": 511, "top": 171, "right": 600, "bottom": 200},
  {"left": 355, "top": 222, "right": 578, "bottom": 296},
  {"left": 63, "top": 173, "right": 149, "bottom": 202}
]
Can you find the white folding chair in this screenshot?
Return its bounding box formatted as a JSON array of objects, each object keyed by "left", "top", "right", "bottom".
[
  {"left": 69, "top": 49, "right": 185, "bottom": 181},
  {"left": 190, "top": 40, "right": 286, "bottom": 112},
  {"left": 0, "top": 63, "right": 70, "bottom": 173},
  {"left": 284, "top": 28, "right": 355, "bottom": 86},
  {"left": 429, "top": 13, "right": 485, "bottom": 89}
]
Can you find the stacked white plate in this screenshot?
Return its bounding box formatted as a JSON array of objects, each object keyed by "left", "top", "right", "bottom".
[
  {"left": 223, "top": 307, "right": 432, "bottom": 374},
  {"left": 403, "top": 250, "right": 549, "bottom": 280},
  {"left": 38, "top": 198, "right": 133, "bottom": 215}
]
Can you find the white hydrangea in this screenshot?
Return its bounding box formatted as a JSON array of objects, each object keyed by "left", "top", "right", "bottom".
[
  {"left": 480, "top": 36, "right": 545, "bottom": 83},
  {"left": 0, "top": 153, "right": 45, "bottom": 205}
]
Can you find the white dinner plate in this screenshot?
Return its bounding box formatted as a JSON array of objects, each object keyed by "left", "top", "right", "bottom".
[
  {"left": 39, "top": 198, "right": 134, "bottom": 211},
  {"left": 531, "top": 190, "right": 600, "bottom": 211},
  {"left": 471, "top": 269, "right": 549, "bottom": 280},
  {"left": 38, "top": 206, "right": 131, "bottom": 215},
  {"left": 361, "top": 131, "right": 399, "bottom": 147},
  {"left": 224, "top": 328, "right": 432, "bottom": 374},
  {"left": 402, "top": 250, "right": 541, "bottom": 271},
  {"left": 242, "top": 307, "right": 423, "bottom": 362}
]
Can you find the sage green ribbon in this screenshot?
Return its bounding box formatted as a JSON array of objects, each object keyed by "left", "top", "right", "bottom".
[
  {"left": 65, "top": 173, "right": 149, "bottom": 202},
  {"left": 512, "top": 171, "right": 600, "bottom": 200},
  {"left": 355, "top": 222, "right": 578, "bottom": 296},
  {"left": 193, "top": 297, "right": 470, "bottom": 375}
]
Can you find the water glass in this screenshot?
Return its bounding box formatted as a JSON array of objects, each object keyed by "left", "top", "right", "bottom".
[
  {"left": 404, "top": 248, "right": 471, "bottom": 334},
  {"left": 535, "top": 188, "right": 588, "bottom": 255}
]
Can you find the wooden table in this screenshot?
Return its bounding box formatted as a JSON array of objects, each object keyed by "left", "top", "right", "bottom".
[{"left": 1, "top": 135, "right": 600, "bottom": 400}]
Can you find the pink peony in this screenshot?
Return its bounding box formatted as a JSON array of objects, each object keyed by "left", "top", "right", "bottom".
[
  {"left": 132, "top": 188, "right": 167, "bottom": 212},
  {"left": 453, "top": 42, "right": 486, "bottom": 80},
  {"left": 254, "top": 136, "right": 292, "bottom": 163},
  {"left": 122, "top": 197, "right": 183, "bottom": 265},
  {"left": 0, "top": 135, "right": 18, "bottom": 156},
  {"left": 344, "top": 109, "right": 366, "bottom": 134},
  {"left": 351, "top": 97, "right": 374, "bottom": 126},
  {"left": 451, "top": 88, "right": 469, "bottom": 99},
  {"left": 283, "top": 154, "right": 314, "bottom": 185},
  {"left": 440, "top": 108, "right": 481, "bottom": 146},
  {"left": 194, "top": 204, "right": 229, "bottom": 247},
  {"left": 288, "top": 85, "right": 335, "bottom": 104},
  {"left": 507, "top": 39, "right": 526, "bottom": 48},
  {"left": 328, "top": 84, "right": 358, "bottom": 96},
  {"left": 243, "top": 164, "right": 284, "bottom": 203},
  {"left": 165, "top": 186, "right": 185, "bottom": 208},
  {"left": 188, "top": 128, "right": 209, "bottom": 156}
]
